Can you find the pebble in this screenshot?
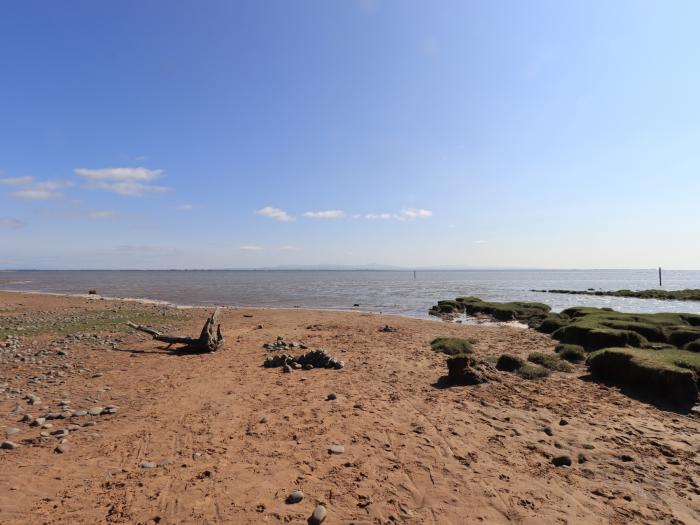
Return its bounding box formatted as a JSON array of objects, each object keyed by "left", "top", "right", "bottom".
[
  {"left": 73, "top": 410, "right": 88, "bottom": 417},
  {"left": 55, "top": 443, "right": 72, "bottom": 454},
  {"left": 141, "top": 461, "right": 158, "bottom": 468},
  {"left": 619, "top": 454, "right": 634, "bottom": 462},
  {"left": 327, "top": 393, "right": 337, "bottom": 401},
  {"left": 88, "top": 407, "right": 104, "bottom": 416},
  {"left": 543, "top": 426, "right": 554, "bottom": 436},
  {"left": 285, "top": 490, "right": 304, "bottom": 504},
  {"left": 559, "top": 418, "right": 569, "bottom": 426},
  {"left": 5, "top": 427, "right": 20, "bottom": 437},
  {"left": 282, "top": 364, "right": 292, "bottom": 373},
  {"left": 30, "top": 417, "right": 46, "bottom": 427},
  {"left": 328, "top": 445, "right": 345, "bottom": 455},
  {"left": 309, "top": 504, "right": 327, "bottom": 525},
  {"left": 1, "top": 440, "right": 19, "bottom": 450},
  {"left": 577, "top": 453, "right": 587, "bottom": 464},
  {"left": 552, "top": 455, "right": 572, "bottom": 467}
]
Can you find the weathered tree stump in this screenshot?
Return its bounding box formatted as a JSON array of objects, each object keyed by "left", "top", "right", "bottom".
[{"left": 128, "top": 308, "right": 224, "bottom": 353}]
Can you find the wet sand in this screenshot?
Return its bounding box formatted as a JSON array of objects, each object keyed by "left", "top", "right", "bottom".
[{"left": 1, "top": 291, "right": 699, "bottom": 524}]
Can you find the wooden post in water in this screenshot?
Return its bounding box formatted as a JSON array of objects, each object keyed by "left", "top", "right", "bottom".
[{"left": 659, "top": 267, "right": 662, "bottom": 287}]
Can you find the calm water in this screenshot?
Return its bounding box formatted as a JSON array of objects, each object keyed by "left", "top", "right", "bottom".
[{"left": 1, "top": 269, "right": 700, "bottom": 319}]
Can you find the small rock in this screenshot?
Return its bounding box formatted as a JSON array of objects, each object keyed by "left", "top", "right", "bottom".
[
  {"left": 327, "top": 393, "right": 337, "bottom": 401},
  {"left": 88, "top": 407, "right": 104, "bottom": 416},
  {"left": 285, "top": 490, "right": 304, "bottom": 504},
  {"left": 5, "top": 428, "right": 20, "bottom": 437},
  {"left": 543, "top": 426, "right": 554, "bottom": 436},
  {"left": 54, "top": 443, "right": 72, "bottom": 454},
  {"left": 328, "top": 445, "right": 345, "bottom": 455},
  {"left": 141, "top": 461, "right": 158, "bottom": 469},
  {"left": 577, "top": 453, "right": 587, "bottom": 464},
  {"left": 619, "top": 454, "right": 634, "bottom": 462},
  {"left": 30, "top": 417, "right": 46, "bottom": 427},
  {"left": 559, "top": 418, "right": 569, "bottom": 426},
  {"left": 552, "top": 455, "right": 572, "bottom": 467},
  {"left": 73, "top": 410, "right": 88, "bottom": 417},
  {"left": 282, "top": 364, "right": 293, "bottom": 373},
  {"left": 1, "top": 440, "right": 19, "bottom": 450},
  {"left": 309, "top": 504, "right": 327, "bottom": 525}
]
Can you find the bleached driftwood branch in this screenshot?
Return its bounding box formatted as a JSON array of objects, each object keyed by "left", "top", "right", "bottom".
[{"left": 128, "top": 308, "right": 224, "bottom": 353}]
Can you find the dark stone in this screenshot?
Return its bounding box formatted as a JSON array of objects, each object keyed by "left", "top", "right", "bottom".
[{"left": 552, "top": 455, "right": 572, "bottom": 467}]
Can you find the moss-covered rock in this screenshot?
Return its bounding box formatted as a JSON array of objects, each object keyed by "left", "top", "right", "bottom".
[
  {"left": 537, "top": 314, "right": 570, "bottom": 334},
  {"left": 669, "top": 328, "right": 700, "bottom": 348},
  {"left": 684, "top": 340, "right": 700, "bottom": 352},
  {"left": 535, "top": 288, "right": 700, "bottom": 302},
  {"left": 556, "top": 344, "right": 586, "bottom": 363},
  {"left": 430, "top": 337, "right": 475, "bottom": 356},
  {"left": 527, "top": 352, "right": 572, "bottom": 372},
  {"left": 587, "top": 347, "right": 699, "bottom": 406},
  {"left": 516, "top": 364, "right": 550, "bottom": 380},
  {"left": 430, "top": 296, "right": 551, "bottom": 324},
  {"left": 496, "top": 354, "right": 525, "bottom": 372}
]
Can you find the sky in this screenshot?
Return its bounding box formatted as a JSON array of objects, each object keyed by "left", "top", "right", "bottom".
[{"left": 1, "top": 0, "right": 699, "bottom": 270}]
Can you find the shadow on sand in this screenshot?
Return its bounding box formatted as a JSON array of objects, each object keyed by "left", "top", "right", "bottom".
[{"left": 111, "top": 346, "right": 216, "bottom": 356}]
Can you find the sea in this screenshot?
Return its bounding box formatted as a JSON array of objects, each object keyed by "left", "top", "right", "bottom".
[{"left": 1, "top": 269, "right": 699, "bottom": 319}]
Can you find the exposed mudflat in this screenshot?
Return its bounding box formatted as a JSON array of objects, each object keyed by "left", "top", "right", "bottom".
[{"left": 1, "top": 291, "right": 699, "bottom": 524}]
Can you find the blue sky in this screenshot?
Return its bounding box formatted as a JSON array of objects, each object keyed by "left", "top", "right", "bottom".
[{"left": 1, "top": 0, "right": 699, "bottom": 269}]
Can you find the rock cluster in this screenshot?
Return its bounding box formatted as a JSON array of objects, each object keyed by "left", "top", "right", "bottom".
[
  {"left": 262, "top": 336, "right": 307, "bottom": 352},
  {"left": 263, "top": 349, "right": 344, "bottom": 371}
]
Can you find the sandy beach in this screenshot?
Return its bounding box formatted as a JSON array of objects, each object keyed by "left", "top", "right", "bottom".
[{"left": 1, "top": 291, "right": 699, "bottom": 524}]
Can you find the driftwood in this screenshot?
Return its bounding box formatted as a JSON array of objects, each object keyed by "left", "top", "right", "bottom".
[{"left": 128, "top": 308, "right": 224, "bottom": 353}]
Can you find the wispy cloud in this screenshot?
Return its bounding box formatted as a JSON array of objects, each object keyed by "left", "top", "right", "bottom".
[
  {"left": 401, "top": 208, "right": 432, "bottom": 219},
  {"left": 0, "top": 176, "right": 34, "bottom": 186},
  {"left": 255, "top": 206, "right": 294, "bottom": 222},
  {"left": 280, "top": 245, "right": 302, "bottom": 251},
  {"left": 175, "top": 204, "right": 193, "bottom": 211},
  {"left": 303, "top": 210, "right": 345, "bottom": 219},
  {"left": 240, "top": 245, "right": 264, "bottom": 251},
  {"left": 9, "top": 180, "right": 70, "bottom": 200},
  {"left": 361, "top": 208, "right": 433, "bottom": 221},
  {"left": 0, "top": 217, "right": 25, "bottom": 228},
  {"left": 75, "top": 167, "right": 169, "bottom": 196}
]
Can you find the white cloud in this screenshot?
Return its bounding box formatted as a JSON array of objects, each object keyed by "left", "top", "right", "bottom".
[
  {"left": 176, "top": 204, "right": 193, "bottom": 210},
  {"left": 255, "top": 206, "right": 294, "bottom": 222},
  {"left": 90, "top": 210, "right": 115, "bottom": 219},
  {"left": 401, "top": 208, "right": 432, "bottom": 219},
  {"left": 303, "top": 210, "right": 345, "bottom": 219},
  {"left": 0, "top": 176, "right": 34, "bottom": 186},
  {"left": 4, "top": 177, "right": 70, "bottom": 200},
  {"left": 0, "top": 217, "right": 25, "bottom": 228},
  {"left": 75, "top": 167, "right": 163, "bottom": 182},
  {"left": 240, "top": 245, "right": 264, "bottom": 251},
  {"left": 361, "top": 209, "right": 433, "bottom": 221},
  {"left": 280, "top": 245, "right": 302, "bottom": 251},
  {"left": 95, "top": 181, "right": 169, "bottom": 196},
  {"left": 74, "top": 167, "right": 169, "bottom": 196}
]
